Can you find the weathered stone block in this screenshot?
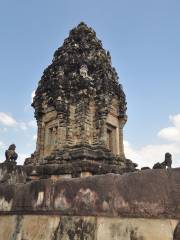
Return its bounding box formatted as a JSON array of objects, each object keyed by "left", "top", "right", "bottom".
[{"left": 96, "top": 218, "right": 178, "bottom": 240}]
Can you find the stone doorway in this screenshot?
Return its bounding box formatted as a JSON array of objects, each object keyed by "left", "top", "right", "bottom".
[{"left": 106, "top": 124, "right": 117, "bottom": 154}]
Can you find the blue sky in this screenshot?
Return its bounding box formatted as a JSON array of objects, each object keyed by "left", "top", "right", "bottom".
[{"left": 0, "top": 0, "right": 180, "bottom": 167}]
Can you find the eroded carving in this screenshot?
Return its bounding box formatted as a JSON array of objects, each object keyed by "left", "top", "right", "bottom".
[
  {"left": 153, "top": 152, "right": 172, "bottom": 169},
  {"left": 5, "top": 144, "right": 18, "bottom": 164}
]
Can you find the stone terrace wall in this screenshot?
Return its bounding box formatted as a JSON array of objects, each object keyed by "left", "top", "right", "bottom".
[
  {"left": 0, "top": 162, "right": 26, "bottom": 184},
  {"left": 0, "top": 215, "right": 178, "bottom": 240},
  {"left": 0, "top": 169, "right": 180, "bottom": 218},
  {"left": 0, "top": 168, "right": 180, "bottom": 239}
]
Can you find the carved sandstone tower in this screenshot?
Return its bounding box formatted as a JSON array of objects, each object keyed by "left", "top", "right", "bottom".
[{"left": 27, "top": 22, "right": 136, "bottom": 176}]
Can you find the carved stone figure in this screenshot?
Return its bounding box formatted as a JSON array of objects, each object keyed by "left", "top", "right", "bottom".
[
  {"left": 153, "top": 162, "right": 166, "bottom": 169},
  {"left": 164, "top": 152, "right": 172, "bottom": 168},
  {"left": 5, "top": 144, "right": 18, "bottom": 163},
  {"left": 80, "top": 65, "right": 88, "bottom": 78},
  {"left": 153, "top": 152, "right": 172, "bottom": 169}
]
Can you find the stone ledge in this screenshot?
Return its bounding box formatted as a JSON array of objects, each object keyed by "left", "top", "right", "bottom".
[{"left": 0, "top": 169, "right": 180, "bottom": 218}]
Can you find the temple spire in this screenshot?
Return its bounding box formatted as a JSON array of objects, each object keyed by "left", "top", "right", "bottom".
[{"left": 26, "top": 22, "right": 137, "bottom": 177}]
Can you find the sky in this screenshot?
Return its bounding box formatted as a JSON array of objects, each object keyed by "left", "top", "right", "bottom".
[{"left": 0, "top": 0, "right": 179, "bottom": 168}]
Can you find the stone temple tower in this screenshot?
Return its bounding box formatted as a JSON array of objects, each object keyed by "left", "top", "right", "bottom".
[{"left": 26, "top": 22, "right": 136, "bottom": 177}]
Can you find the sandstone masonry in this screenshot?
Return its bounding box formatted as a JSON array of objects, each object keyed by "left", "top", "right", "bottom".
[{"left": 25, "top": 22, "right": 136, "bottom": 178}]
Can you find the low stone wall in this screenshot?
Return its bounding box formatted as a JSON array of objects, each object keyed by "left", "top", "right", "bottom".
[
  {"left": 0, "top": 168, "right": 180, "bottom": 239},
  {"left": 0, "top": 168, "right": 180, "bottom": 218},
  {"left": 0, "top": 215, "right": 178, "bottom": 240},
  {"left": 0, "top": 162, "right": 26, "bottom": 184}
]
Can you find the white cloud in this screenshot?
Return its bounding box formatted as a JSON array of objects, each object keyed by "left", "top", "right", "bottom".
[
  {"left": 24, "top": 90, "right": 36, "bottom": 111},
  {"left": 0, "top": 112, "right": 17, "bottom": 127},
  {"left": 158, "top": 114, "right": 180, "bottom": 142},
  {"left": 19, "top": 122, "right": 28, "bottom": 131},
  {"left": 28, "top": 120, "right": 37, "bottom": 128},
  {"left": 125, "top": 113, "right": 180, "bottom": 169},
  {"left": 124, "top": 141, "right": 141, "bottom": 162},
  {"left": 31, "top": 90, "right": 35, "bottom": 103},
  {"left": 158, "top": 127, "right": 180, "bottom": 141},
  {"left": 0, "top": 141, "right": 6, "bottom": 162},
  {"left": 0, "top": 112, "right": 36, "bottom": 132},
  {"left": 33, "top": 134, "right": 37, "bottom": 141},
  {"left": 170, "top": 114, "right": 180, "bottom": 128},
  {"left": 17, "top": 120, "right": 37, "bottom": 131},
  {"left": 124, "top": 141, "right": 180, "bottom": 168},
  {"left": 17, "top": 153, "right": 28, "bottom": 165},
  {"left": 17, "top": 120, "right": 36, "bottom": 131}
]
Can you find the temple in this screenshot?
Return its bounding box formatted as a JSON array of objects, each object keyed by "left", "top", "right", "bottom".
[
  {"left": 25, "top": 22, "right": 136, "bottom": 177},
  {"left": 0, "top": 22, "right": 179, "bottom": 240}
]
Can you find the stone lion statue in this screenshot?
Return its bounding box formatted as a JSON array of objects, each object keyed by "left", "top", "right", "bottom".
[
  {"left": 153, "top": 152, "right": 172, "bottom": 169},
  {"left": 5, "top": 144, "right": 18, "bottom": 163}
]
